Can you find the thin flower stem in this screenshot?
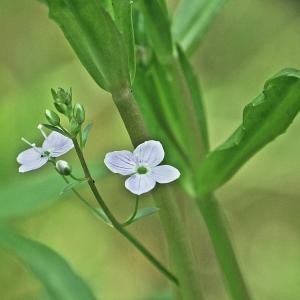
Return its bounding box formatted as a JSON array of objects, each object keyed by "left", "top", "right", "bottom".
[
  {"left": 122, "top": 196, "right": 139, "bottom": 226},
  {"left": 71, "top": 138, "right": 178, "bottom": 286},
  {"left": 69, "top": 173, "right": 87, "bottom": 182}
]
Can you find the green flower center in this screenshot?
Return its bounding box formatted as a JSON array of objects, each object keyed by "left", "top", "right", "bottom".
[
  {"left": 41, "top": 150, "right": 51, "bottom": 158},
  {"left": 137, "top": 166, "right": 148, "bottom": 175}
]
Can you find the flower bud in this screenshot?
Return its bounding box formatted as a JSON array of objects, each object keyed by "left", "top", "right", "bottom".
[
  {"left": 45, "top": 109, "right": 60, "bottom": 126},
  {"left": 70, "top": 119, "right": 81, "bottom": 136},
  {"left": 73, "top": 103, "right": 85, "bottom": 124},
  {"left": 54, "top": 102, "right": 68, "bottom": 114},
  {"left": 51, "top": 88, "right": 72, "bottom": 105},
  {"left": 56, "top": 160, "right": 72, "bottom": 176}
]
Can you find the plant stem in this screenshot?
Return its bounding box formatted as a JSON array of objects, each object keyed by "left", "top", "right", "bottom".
[
  {"left": 122, "top": 196, "right": 139, "bottom": 226},
  {"left": 112, "top": 89, "right": 204, "bottom": 300},
  {"left": 71, "top": 139, "right": 178, "bottom": 285},
  {"left": 197, "top": 194, "right": 251, "bottom": 300}
]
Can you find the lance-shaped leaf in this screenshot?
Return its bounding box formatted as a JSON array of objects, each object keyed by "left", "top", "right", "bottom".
[
  {"left": 137, "top": 0, "right": 173, "bottom": 63},
  {"left": 43, "top": 0, "right": 130, "bottom": 93},
  {"left": 110, "top": 0, "right": 136, "bottom": 82},
  {"left": 0, "top": 165, "right": 107, "bottom": 221},
  {"left": 173, "top": 0, "right": 226, "bottom": 54},
  {"left": 196, "top": 69, "right": 300, "bottom": 197},
  {"left": 177, "top": 46, "right": 209, "bottom": 152},
  {"left": 0, "top": 226, "right": 97, "bottom": 300}
]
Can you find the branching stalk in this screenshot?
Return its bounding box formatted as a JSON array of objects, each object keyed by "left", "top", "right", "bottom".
[
  {"left": 112, "top": 88, "right": 204, "bottom": 300},
  {"left": 71, "top": 139, "right": 178, "bottom": 286}
]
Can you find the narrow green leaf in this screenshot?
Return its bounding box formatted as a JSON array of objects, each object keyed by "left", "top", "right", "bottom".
[
  {"left": 0, "top": 226, "right": 97, "bottom": 300},
  {"left": 42, "top": 124, "right": 68, "bottom": 136},
  {"left": 177, "top": 45, "right": 209, "bottom": 151},
  {"left": 197, "top": 69, "right": 300, "bottom": 196},
  {"left": 127, "top": 207, "right": 160, "bottom": 225},
  {"left": 94, "top": 208, "right": 113, "bottom": 227},
  {"left": 111, "top": 0, "right": 136, "bottom": 82},
  {"left": 0, "top": 165, "right": 108, "bottom": 221},
  {"left": 81, "top": 123, "right": 93, "bottom": 148},
  {"left": 138, "top": 0, "right": 173, "bottom": 63},
  {"left": 43, "top": 0, "right": 130, "bottom": 92},
  {"left": 173, "top": 0, "right": 226, "bottom": 54}
]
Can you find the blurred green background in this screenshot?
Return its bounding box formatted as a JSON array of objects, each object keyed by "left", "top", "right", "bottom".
[{"left": 1, "top": 0, "right": 300, "bottom": 299}]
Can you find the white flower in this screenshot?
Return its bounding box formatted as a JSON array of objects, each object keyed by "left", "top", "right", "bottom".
[
  {"left": 17, "top": 125, "right": 74, "bottom": 173},
  {"left": 104, "top": 140, "right": 180, "bottom": 195}
]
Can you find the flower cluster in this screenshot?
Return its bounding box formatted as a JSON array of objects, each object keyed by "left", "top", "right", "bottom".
[
  {"left": 17, "top": 125, "right": 73, "bottom": 173},
  {"left": 17, "top": 88, "right": 180, "bottom": 195}
]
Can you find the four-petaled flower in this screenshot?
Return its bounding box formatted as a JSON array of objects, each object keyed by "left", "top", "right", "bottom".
[
  {"left": 17, "top": 125, "right": 73, "bottom": 173},
  {"left": 104, "top": 140, "right": 180, "bottom": 195}
]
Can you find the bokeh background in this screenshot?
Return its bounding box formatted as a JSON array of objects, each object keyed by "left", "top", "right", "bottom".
[{"left": 1, "top": 0, "right": 300, "bottom": 299}]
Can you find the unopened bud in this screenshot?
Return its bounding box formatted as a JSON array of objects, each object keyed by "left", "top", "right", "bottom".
[
  {"left": 73, "top": 103, "right": 85, "bottom": 124},
  {"left": 45, "top": 109, "right": 60, "bottom": 126},
  {"left": 56, "top": 160, "right": 72, "bottom": 176},
  {"left": 70, "top": 119, "right": 81, "bottom": 136},
  {"left": 54, "top": 102, "right": 68, "bottom": 114},
  {"left": 51, "top": 87, "right": 72, "bottom": 105}
]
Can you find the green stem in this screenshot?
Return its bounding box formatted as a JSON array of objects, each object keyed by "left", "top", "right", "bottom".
[
  {"left": 69, "top": 173, "right": 87, "bottom": 182},
  {"left": 112, "top": 89, "right": 204, "bottom": 300},
  {"left": 197, "top": 195, "right": 251, "bottom": 300},
  {"left": 122, "top": 196, "right": 139, "bottom": 226},
  {"left": 71, "top": 139, "right": 178, "bottom": 286}
]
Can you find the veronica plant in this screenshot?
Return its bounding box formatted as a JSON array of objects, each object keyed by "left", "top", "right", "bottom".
[{"left": 5, "top": 1, "right": 300, "bottom": 300}]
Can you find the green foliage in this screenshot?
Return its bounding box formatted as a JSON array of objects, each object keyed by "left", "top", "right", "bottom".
[
  {"left": 0, "top": 174, "right": 62, "bottom": 221},
  {"left": 173, "top": 0, "right": 226, "bottom": 54},
  {"left": 177, "top": 46, "right": 209, "bottom": 151},
  {"left": 110, "top": 0, "right": 136, "bottom": 82},
  {"left": 0, "top": 166, "right": 107, "bottom": 221},
  {"left": 0, "top": 226, "right": 97, "bottom": 300},
  {"left": 197, "top": 69, "right": 300, "bottom": 196},
  {"left": 43, "top": 0, "right": 133, "bottom": 93},
  {"left": 81, "top": 123, "right": 93, "bottom": 148},
  {"left": 60, "top": 179, "right": 89, "bottom": 195},
  {"left": 137, "top": 0, "right": 173, "bottom": 63},
  {"left": 126, "top": 207, "right": 160, "bottom": 225}
]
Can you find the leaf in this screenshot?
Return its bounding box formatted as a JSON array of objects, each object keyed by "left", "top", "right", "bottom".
[
  {"left": 196, "top": 69, "right": 300, "bottom": 197},
  {"left": 137, "top": 0, "right": 173, "bottom": 63},
  {"left": 0, "top": 165, "right": 108, "bottom": 221},
  {"left": 42, "top": 124, "right": 68, "bottom": 136},
  {"left": 0, "top": 226, "right": 97, "bottom": 300},
  {"left": 177, "top": 45, "right": 209, "bottom": 152},
  {"left": 81, "top": 123, "right": 93, "bottom": 148},
  {"left": 110, "top": 0, "right": 136, "bottom": 82},
  {"left": 127, "top": 207, "right": 160, "bottom": 225},
  {"left": 173, "top": 0, "right": 226, "bottom": 54},
  {"left": 93, "top": 208, "right": 113, "bottom": 227},
  {"left": 42, "top": 0, "right": 130, "bottom": 93}
]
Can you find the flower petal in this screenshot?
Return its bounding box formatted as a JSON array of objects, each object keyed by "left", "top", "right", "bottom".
[
  {"left": 151, "top": 165, "right": 180, "bottom": 183},
  {"left": 19, "top": 157, "right": 48, "bottom": 173},
  {"left": 17, "top": 148, "right": 43, "bottom": 164},
  {"left": 133, "top": 140, "right": 164, "bottom": 167},
  {"left": 125, "top": 174, "right": 156, "bottom": 195},
  {"left": 104, "top": 150, "right": 137, "bottom": 175},
  {"left": 43, "top": 132, "right": 73, "bottom": 157}
]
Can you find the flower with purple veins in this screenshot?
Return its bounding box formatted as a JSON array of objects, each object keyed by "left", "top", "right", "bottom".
[
  {"left": 17, "top": 125, "right": 73, "bottom": 173},
  {"left": 104, "top": 140, "right": 180, "bottom": 195}
]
